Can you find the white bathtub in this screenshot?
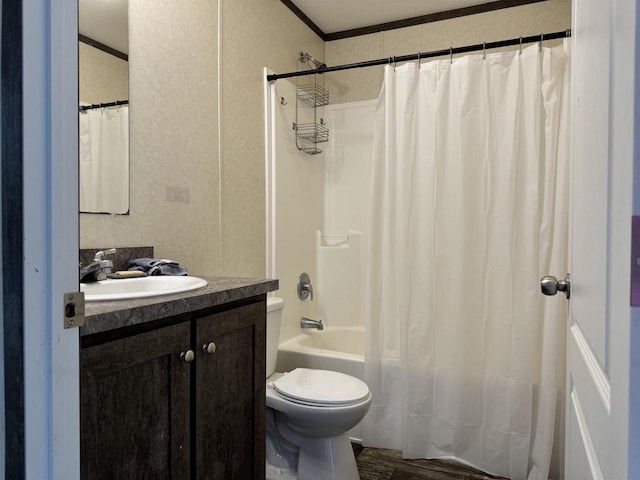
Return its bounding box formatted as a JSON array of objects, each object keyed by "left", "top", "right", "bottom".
[{"left": 276, "top": 326, "right": 366, "bottom": 442}]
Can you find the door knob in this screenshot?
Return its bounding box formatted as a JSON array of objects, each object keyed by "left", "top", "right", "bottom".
[{"left": 540, "top": 274, "right": 571, "bottom": 299}]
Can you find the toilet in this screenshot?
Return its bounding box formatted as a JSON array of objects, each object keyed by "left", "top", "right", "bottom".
[{"left": 265, "top": 297, "right": 372, "bottom": 480}]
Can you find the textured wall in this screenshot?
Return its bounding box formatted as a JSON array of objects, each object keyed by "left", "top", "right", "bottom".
[
  {"left": 79, "top": 0, "right": 570, "bottom": 283},
  {"left": 80, "top": 0, "right": 322, "bottom": 278},
  {"left": 218, "top": 0, "right": 324, "bottom": 277},
  {"left": 80, "top": 1, "right": 219, "bottom": 277},
  {"left": 326, "top": 0, "right": 571, "bottom": 103},
  {"left": 79, "top": 42, "right": 128, "bottom": 104}
]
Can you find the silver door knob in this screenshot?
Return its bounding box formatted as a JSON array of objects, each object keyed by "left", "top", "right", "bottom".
[{"left": 540, "top": 274, "right": 571, "bottom": 299}]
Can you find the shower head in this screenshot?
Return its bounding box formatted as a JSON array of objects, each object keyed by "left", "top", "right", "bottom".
[{"left": 299, "top": 52, "right": 327, "bottom": 70}]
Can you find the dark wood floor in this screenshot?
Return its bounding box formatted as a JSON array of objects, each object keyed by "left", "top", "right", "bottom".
[{"left": 353, "top": 445, "right": 509, "bottom": 480}]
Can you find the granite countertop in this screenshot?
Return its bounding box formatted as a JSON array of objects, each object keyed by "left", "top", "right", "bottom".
[{"left": 81, "top": 276, "right": 279, "bottom": 337}]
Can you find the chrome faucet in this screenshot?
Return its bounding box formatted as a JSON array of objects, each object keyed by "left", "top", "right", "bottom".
[
  {"left": 300, "top": 317, "right": 324, "bottom": 330},
  {"left": 80, "top": 248, "right": 116, "bottom": 282}
]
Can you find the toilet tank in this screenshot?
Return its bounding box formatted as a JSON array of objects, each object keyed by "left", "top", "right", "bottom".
[{"left": 266, "top": 296, "right": 284, "bottom": 377}]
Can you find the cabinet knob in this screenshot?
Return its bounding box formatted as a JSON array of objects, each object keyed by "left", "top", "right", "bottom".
[
  {"left": 180, "top": 350, "right": 195, "bottom": 363},
  {"left": 202, "top": 342, "right": 216, "bottom": 355}
]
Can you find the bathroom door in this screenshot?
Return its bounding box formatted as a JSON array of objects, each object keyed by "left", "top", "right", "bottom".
[{"left": 564, "top": 0, "right": 638, "bottom": 478}]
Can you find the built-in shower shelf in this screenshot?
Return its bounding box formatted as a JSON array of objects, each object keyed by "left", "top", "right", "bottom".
[
  {"left": 297, "top": 84, "right": 330, "bottom": 107},
  {"left": 295, "top": 122, "right": 329, "bottom": 144}
]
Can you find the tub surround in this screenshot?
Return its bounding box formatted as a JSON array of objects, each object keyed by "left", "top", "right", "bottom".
[
  {"left": 81, "top": 275, "right": 278, "bottom": 336},
  {"left": 277, "top": 327, "right": 364, "bottom": 379}
]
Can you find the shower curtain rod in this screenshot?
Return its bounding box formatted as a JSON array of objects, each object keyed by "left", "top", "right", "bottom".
[
  {"left": 79, "top": 100, "right": 129, "bottom": 112},
  {"left": 266, "top": 29, "right": 571, "bottom": 82}
]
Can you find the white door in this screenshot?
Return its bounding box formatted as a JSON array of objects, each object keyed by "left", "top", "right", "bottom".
[{"left": 562, "top": 0, "right": 637, "bottom": 478}]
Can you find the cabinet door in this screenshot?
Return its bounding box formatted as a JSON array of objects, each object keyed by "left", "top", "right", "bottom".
[
  {"left": 195, "top": 301, "right": 266, "bottom": 480},
  {"left": 81, "top": 322, "right": 191, "bottom": 480}
]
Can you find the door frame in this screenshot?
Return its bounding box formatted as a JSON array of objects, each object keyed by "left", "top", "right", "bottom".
[
  {"left": 22, "top": 0, "right": 80, "bottom": 478},
  {"left": 606, "top": 0, "right": 637, "bottom": 476}
]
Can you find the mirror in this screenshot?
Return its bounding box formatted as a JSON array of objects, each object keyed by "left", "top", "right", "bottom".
[{"left": 78, "top": 0, "right": 129, "bottom": 214}]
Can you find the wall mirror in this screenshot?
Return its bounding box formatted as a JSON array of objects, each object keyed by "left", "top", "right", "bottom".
[{"left": 78, "top": 0, "right": 130, "bottom": 214}]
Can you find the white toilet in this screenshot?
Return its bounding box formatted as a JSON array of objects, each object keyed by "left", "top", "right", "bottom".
[{"left": 265, "top": 297, "right": 372, "bottom": 480}]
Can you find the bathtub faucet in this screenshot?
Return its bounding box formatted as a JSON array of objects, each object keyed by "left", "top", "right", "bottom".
[{"left": 300, "top": 317, "right": 324, "bottom": 330}]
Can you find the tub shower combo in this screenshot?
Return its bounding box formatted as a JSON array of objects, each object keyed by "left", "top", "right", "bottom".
[{"left": 266, "top": 34, "right": 570, "bottom": 478}]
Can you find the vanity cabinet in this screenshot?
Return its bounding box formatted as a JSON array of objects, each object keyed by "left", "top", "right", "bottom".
[
  {"left": 80, "top": 321, "right": 192, "bottom": 479},
  {"left": 194, "top": 301, "right": 266, "bottom": 479},
  {"left": 80, "top": 298, "right": 266, "bottom": 480}
]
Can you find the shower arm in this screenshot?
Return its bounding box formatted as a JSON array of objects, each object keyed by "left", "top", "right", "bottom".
[{"left": 298, "top": 52, "right": 326, "bottom": 70}]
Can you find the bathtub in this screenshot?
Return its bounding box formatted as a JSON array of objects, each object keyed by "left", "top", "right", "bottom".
[{"left": 276, "top": 326, "right": 366, "bottom": 441}]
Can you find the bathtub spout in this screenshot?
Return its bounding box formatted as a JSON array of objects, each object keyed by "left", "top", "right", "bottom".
[{"left": 300, "top": 317, "right": 324, "bottom": 330}]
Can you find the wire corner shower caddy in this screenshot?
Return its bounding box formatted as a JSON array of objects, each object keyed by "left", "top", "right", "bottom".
[{"left": 294, "top": 52, "right": 330, "bottom": 155}]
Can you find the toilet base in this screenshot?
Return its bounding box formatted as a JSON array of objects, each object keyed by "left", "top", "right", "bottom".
[
  {"left": 298, "top": 432, "right": 360, "bottom": 480},
  {"left": 266, "top": 431, "right": 360, "bottom": 480},
  {"left": 266, "top": 462, "right": 297, "bottom": 480}
]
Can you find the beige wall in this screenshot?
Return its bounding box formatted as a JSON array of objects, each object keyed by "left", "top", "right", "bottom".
[
  {"left": 80, "top": 0, "right": 219, "bottom": 277},
  {"left": 79, "top": 0, "right": 570, "bottom": 281},
  {"left": 326, "top": 0, "right": 571, "bottom": 103},
  {"left": 79, "top": 42, "right": 128, "bottom": 104},
  {"left": 80, "top": 0, "right": 322, "bottom": 278},
  {"left": 219, "top": 0, "right": 324, "bottom": 277}
]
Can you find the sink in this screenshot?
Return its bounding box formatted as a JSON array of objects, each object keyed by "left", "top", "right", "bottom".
[{"left": 81, "top": 276, "right": 208, "bottom": 302}]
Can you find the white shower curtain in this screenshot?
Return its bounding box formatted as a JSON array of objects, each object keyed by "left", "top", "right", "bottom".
[
  {"left": 79, "top": 105, "right": 129, "bottom": 214},
  {"left": 364, "top": 41, "right": 570, "bottom": 480}
]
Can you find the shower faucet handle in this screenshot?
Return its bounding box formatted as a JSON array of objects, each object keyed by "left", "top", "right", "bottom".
[{"left": 297, "top": 272, "right": 314, "bottom": 301}]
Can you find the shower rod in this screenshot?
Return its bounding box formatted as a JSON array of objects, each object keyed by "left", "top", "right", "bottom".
[
  {"left": 79, "top": 100, "right": 129, "bottom": 112},
  {"left": 266, "top": 29, "right": 571, "bottom": 82}
]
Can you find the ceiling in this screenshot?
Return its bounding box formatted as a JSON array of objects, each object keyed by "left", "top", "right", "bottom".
[
  {"left": 288, "top": 0, "right": 507, "bottom": 35},
  {"left": 78, "top": 0, "right": 128, "bottom": 54}
]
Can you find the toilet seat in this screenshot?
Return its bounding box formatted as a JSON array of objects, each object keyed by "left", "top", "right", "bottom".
[{"left": 272, "top": 368, "right": 370, "bottom": 407}]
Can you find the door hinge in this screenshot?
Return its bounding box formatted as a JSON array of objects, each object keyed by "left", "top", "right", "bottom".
[{"left": 63, "top": 292, "right": 85, "bottom": 329}]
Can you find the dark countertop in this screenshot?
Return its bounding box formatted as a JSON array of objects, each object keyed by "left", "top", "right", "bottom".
[{"left": 81, "top": 276, "right": 279, "bottom": 337}]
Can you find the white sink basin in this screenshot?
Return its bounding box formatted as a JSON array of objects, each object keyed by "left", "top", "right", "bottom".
[{"left": 81, "top": 276, "right": 208, "bottom": 302}]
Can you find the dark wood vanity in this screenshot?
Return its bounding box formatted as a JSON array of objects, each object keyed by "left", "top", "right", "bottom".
[{"left": 79, "top": 277, "right": 277, "bottom": 480}]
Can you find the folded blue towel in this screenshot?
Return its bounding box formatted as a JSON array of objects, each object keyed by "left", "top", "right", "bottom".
[{"left": 128, "top": 258, "right": 188, "bottom": 276}]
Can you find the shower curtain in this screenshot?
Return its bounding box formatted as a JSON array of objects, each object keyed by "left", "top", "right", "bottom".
[
  {"left": 79, "top": 105, "right": 129, "bottom": 214},
  {"left": 364, "top": 41, "right": 570, "bottom": 480}
]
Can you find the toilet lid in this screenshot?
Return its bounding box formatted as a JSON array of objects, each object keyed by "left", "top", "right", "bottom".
[{"left": 272, "top": 368, "right": 370, "bottom": 406}]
